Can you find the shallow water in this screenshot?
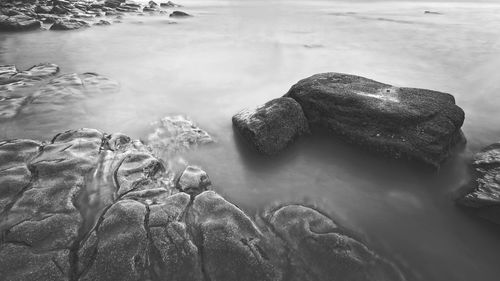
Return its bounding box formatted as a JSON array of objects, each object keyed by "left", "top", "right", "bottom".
[{"left": 2, "top": 0, "right": 500, "bottom": 280}]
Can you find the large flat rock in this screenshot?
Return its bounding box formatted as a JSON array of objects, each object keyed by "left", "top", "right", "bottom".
[
  {"left": 285, "top": 73, "right": 465, "bottom": 167},
  {"left": 0, "top": 128, "right": 407, "bottom": 281}
]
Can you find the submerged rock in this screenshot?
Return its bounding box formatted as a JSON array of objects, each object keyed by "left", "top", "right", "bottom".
[
  {"left": 457, "top": 142, "right": 500, "bottom": 224},
  {"left": 0, "top": 63, "right": 119, "bottom": 121},
  {"left": 147, "top": 115, "right": 214, "bottom": 156},
  {"left": 285, "top": 72, "right": 465, "bottom": 167},
  {"left": 0, "top": 128, "right": 407, "bottom": 281},
  {"left": 0, "top": 14, "right": 41, "bottom": 31},
  {"left": 50, "top": 18, "right": 89, "bottom": 30},
  {"left": 232, "top": 97, "right": 309, "bottom": 155},
  {"left": 170, "top": 10, "right": 191, "bottom": 17}
]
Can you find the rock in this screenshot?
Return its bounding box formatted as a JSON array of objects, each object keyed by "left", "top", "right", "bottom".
[
  {"left": 261, "top": 204, "right": 406, "bottom": 281},
  {"left": 232, "top": 97, "right": 310, "bottom": 155},
  {"left": 148, "top": 1, "right": 159, "bottom": 8},
  {"left": 170, "top": 10, "right": 191, "bottom": 17},
  {"left": 160, "top": 1, "right": 182, "bottom": 8},
  {"left": 94, "top": 19, "right": 111, "bottom": 26},
  {"left": 424, "top": 10, "right": 442, "bottom": 15},
  {"left": 457, "top": 142, "right": 500, "bottom": 224},
  {"left": 50, "top": 18, "right": 89, "bottom": 30},
  {"left": 0, "top": 63, "right": 118, "bottom": 121},
  {"left": 34, "top": 5, "right": 52, "bottom": 14},
  {"left": 104, "top": 0, "right": 125, "bottom": 8},
  {"left": 176, "top": 166, "right": 211, "bottom": 196},
  {"left": 147, "top": 115, "right": 214, "bottom": 156},
  {"left": 0, "top": 129, "right": 406, "bottom": 281},
  {"left": 285, "top": 73, "right": 465, "bottom": 167},
  {"left": 0, "top": 14, "right": 41, "bottom": 31}
]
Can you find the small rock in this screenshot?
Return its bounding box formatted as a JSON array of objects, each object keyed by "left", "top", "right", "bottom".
[
  {"left": 232, "top": 97, "right": 310, "bottom": 155},
  {"left": 170, "top": 10, "right": 192, "bottom": 18},
  {"left": 50, "top": 18, "right": 89, "bottom": 30},
  {"left": 177, "top": 166, "right": 211, "bottom": 196}
]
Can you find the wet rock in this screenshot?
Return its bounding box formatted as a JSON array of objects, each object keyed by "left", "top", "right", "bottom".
[
  {"left": 94, "top": 19, "right": 111, "bottom": 26},
  {"left": 0, "top": 129, "right": 406, "bottom": 281},
  {"left": 50, "top": 18, "right": 89, "bottom": 30},
  {"left": 0, "top": 63, "right": 118, "bottom": 121},
  {"left": 148, "top": 1, "right": 159, "bottom": 8},
  {"left": 285, "top": 73, "right": 465, "bottom": 167},
  {"left": 104, "top": 0, "right": 125, "bottom": 8},
  {"left": 0, "top": 14, "right": 41, "bottom": 31},
  {"left": 147, "top": 115, "right": 214, "bottom": 156},
  {"left": 177, "top": 166, "right": 211, "bottom": 196},
  {"left": 261, "top": 204, "right": 406, "bottom": 281},
  {"left": 34, "top": 5, "right": 52, "bottom": 14},
  {"left": 170, "top": 10, "right": 191, "bottom": 17},
  {"left": 232, "top": 97, "right": 310, "bottom": 155},
  {"left": 424, "top": 11, "right": 442, "bottom": 15},
  {"left": 160, "top": 1, "right": 182, "bottom": 8},
  {"left": 457, "top": 142, "right": 500, "bottom": 224}
]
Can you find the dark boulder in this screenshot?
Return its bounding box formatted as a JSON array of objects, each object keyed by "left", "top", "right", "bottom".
[
  {"left": 232, "top": 97, "right": 310, "bottom": 155},
  {"left": 170, "top": 10, "right": 191, "bottom": 17},
  {"left": 457, "top": 142, "right": 500, "bottom": 224},
  {"left": 0, "top": 129, "right": 406, "bottom": 281},
  {"left": 0, "top": 14, "right": 41, "bottom": 31},
  {"left": 285, "top": 73, "right": 465, "bottom": 167},
  {"left": 50, "top": 18, "right": 89, "bottom": 30}
]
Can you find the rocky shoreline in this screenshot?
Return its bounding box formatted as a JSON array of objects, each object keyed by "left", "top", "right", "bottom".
[
  {"left": 0, "top": 128, "right": 407, "bottom": 281},
  {"left": 0, "top": 0, "right": 189, "bottom": 31}
]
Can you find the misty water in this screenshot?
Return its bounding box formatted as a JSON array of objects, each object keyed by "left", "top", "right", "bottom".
[{"left": 2, "top": 0, "right": 500, "bottom": 280}]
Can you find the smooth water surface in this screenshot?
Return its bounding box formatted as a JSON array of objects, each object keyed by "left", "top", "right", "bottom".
[{"left": 1, "top": 1, "right": 500, "bottom": 280}]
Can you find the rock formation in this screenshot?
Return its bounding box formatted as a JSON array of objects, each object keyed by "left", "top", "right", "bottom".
[
  {"left": 0, "top": 63, "right": 119, "bottom": 120},
  {"left": 232, "top": 97, "right": 309, "bottom": 155},
  {"left": 457, "top": 142, "right": 500, "bottom": 224},
  {"left": 0, "top": 128, "right": 407, "bottom": 281},
  {"left": 233, "top": 72, "right": 465, "bottom": 167}
]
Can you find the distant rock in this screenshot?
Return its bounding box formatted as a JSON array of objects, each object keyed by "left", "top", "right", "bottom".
[
  {"left": 232, "top": 97, "right": 310, "bottom": 155},
  {"left": 0, "top": 63, "right": 119, "bottom": 121},
  {"left": 94, "top": 19, "right": 111, "bottom": 26},
  {"left": 0, "top": 14, "right": 41, "bottom": 31},
  {"left": 457, "top": 142, "right": 500, "bottom": 224},
  {"left": 0, "top": 129, "right": 407, "bottom": 281},
  {"left": 424, "top": 10, "right": 442, "bottom": 15},
  {"left": 170, "top": 10, "right": 192, "bottom": 17},
  {"left": 161, "top": 1, "right": 182, "bottom": 8},
  {"left": 50, "top": 18, "right": 89, "bottom": 30},
  {"left": 285, "top": 72, "right": 465, "bottom": 167}
]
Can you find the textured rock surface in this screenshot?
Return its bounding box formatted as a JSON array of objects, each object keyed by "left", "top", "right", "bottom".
[
  {"left": 170, "top": 10, "right": 191, "bottom": 17},
  {"left": 0, "top": 0, "right": 180, "bottom": 32},
  {"left": 0, "top": 14, "right": 41, "bottom": 31},
  {"left": 147, "top": 115, "right": 214, "bottom": 156},
  {"left": 285, "top": 72, "right": 465, "bottom": 167},
  {"left": 0, "top": 128, "right": 407, "bottom": 281},
  {"left": 50, "top": 18, "right": 89, "bottom": 30},
  {"left": 232, "top": 97, "right": 309, "bottom": 155},
  {"left": 0, "top": 63, "right": 119, "bottom": 120},
  {"left": 457, "top": 142, "right": 500, "bottom": 224}
]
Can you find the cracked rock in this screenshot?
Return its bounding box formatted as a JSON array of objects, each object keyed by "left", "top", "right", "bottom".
[{"left": 0, "top": 128, "right": 407, "bottom": 281}]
